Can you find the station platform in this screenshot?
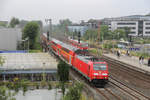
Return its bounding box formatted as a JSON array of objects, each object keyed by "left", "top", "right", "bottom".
[{"left": 103, "top": 53, "right": 150, "bottom": 74}]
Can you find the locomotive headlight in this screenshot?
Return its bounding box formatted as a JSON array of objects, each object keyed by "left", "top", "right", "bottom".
[
  {"left": 93, "top": 73, "right": 99, "bottom": 75},
  {"left": 102, "top": 73, "right": 108, "bottom": 76}
]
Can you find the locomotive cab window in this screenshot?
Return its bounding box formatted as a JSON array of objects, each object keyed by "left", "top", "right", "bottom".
[{"left": 93, "top": 64, "right": 107, "bottom": 70}]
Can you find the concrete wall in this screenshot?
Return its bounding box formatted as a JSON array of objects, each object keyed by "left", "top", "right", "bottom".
[{"left": 0, "top": 28, "right": 22, "bottom": 50}]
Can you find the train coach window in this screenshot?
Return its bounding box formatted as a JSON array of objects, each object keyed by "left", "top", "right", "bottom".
[
  {"left": 93, "top": 64, "right": 107, "bottom": 70},
  {"left": 62, "top": 47, "right": 70, "bottom": 53}
]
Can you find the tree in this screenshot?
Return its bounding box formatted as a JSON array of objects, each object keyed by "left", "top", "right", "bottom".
[
  {"left": 58, "top": 19, "right": 72, "bottom": 33},
  {"left": 57, "top": 61, "right": 70, "bottom": 96},
  {"left": 63, "top": 82, "right": 83, "bottom": 100},
  {"left": 123, "top": 27, "right": 131, "bottom": 40},
  {"left": 57, "top": 61, "right": 69, "bottom": 82},
  {"left": 100, "top": 25, "right": 110, "bottom": 40},
  {"left": 10, "top": 17, "right": 19, "bottom": 28},
  {"left": 0, "top": 56, "right": 5, "bottom": 66},
  {"left": 83, "top": 25, "right": 111, "bottom": 41},
  {"left": 0, "top": 22, "right": 7, "bottom": 27},
  {"left": 23, "top": 21, "right": 40, "bottom": 49},
  {"left": 111, "top": 29, "right": 126, "bottom": 40},
  {"left": 83, "top": 29, "right": 97, "bottom": 41},
  {"left": 0, "top": 86, "right": 16, "bottom": 100}
]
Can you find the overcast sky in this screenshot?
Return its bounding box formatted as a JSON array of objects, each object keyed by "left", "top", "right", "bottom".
[{"left": 0, "top": 0, "right": 150, "bottom": 24}]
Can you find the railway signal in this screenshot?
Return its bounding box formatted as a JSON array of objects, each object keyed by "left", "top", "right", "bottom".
[{"left": 78, "top": 31, "right": 81, "bottom": 44}]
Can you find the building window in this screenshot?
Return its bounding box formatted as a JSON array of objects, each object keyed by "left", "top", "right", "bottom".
[
  {"left": 130, "top": 27, "right": 136, "bottom": 29},
  {"left": 145, "top": 23, "right": 150, "bottom": 25},
  {"left": 145, "top": 32, "right": 150, "bottom": 34},
  {"left": 117, "top": 27, "right": 124, "bottom": 29},
  {"left": 145, "top": 27, "right": 150, "bottom": 29},
  {"left": 117, "top": 23, "right": 136, "bottom": 25},
  {"left": 130, "top": 32, "right": 136, "bottom": 34},
  {"left": 117, "top": 27, "right": 135, "bottom": 29}
]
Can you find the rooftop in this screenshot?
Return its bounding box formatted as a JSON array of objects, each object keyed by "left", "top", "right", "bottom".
[{"left": 0, "top": 53, "right": 58, "bottom": 70}]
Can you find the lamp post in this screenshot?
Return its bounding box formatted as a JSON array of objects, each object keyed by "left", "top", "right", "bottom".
[
  {"left": 43, "top": 62, "right": 46, "bottom": 81},
  {"left": 21, "top": 40, "right": 26, "bottom": 51},
  {"left": 22, "top": 37, "right": 29, "bottom": 52},
  {"left": 45, "top": 19, "right": 52, "bottom": 38},
  {"left": 28, "top": 38, "right": 29, "bottom": 53},
  {"left": 113, "top": 34, "right": 115, "bottom": 54}
]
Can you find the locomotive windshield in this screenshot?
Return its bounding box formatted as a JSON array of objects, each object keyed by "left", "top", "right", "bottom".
[{"left": 93, "top": 64, "right": 107, "bottom": 70}]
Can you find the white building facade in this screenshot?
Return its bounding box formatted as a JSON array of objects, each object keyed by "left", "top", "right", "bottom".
[
  {"left": 0, "top": 28, "right": 22, "bottom": 50},
  {"left": 143, "top": 21, "right": 150, "bottom": 36},
  {"left": 105, "top": 15, "right": 150, "bottom": 37}
]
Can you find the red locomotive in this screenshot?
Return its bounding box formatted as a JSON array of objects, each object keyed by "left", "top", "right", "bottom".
[
  {"left": 41, "top": 34, "right": 108, "bottom": 86},
  {"left": 68, "top": 37, "right": 88, "bottom": 50}
]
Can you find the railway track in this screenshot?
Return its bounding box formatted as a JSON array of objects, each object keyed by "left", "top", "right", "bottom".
[
  {"left": 102, "top": 55, "right": 150, "bottom": 86},
  {"left": 95, "top": 87, "right": 122, "bottom": 100},
  {"left": 70, "top": 67, "right": 150, "bottom": 100},
  {"left": 70, "top": 68, "right": 120, "bottom": 100},
  {"left": 109, "top": 76, "right": 150, "bottom": 100}
]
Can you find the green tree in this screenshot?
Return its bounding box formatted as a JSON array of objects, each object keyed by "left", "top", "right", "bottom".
[
  {"left": 0, "top": 86, "right": 16, "bottom": 100},
  {"left": 0, "top": 22, "right": 7, "bottom": 27},
  {"left": 63, "top": 82, "right": 83, "bottom": 100},
  {"left": 83, "top": 29, "right": 97, "bottom": 42},
  {"left": 83, "top": 25, "right": 110, "bottom": 42},
  {"left": 57, "top": 61, "right": 69, "bottom": 82},
  {"left": 111, "top": 29, "right": 126, "bottom": 40},
  {"left": 23, "top": 21, "right": 40, "bottom": 49},
  {"left": 0, "top": 56, "right": 5, "bottom": 66},
  {"left": 57, "top": 61, "right": 70, "bottom": 96},
  {"left": 100, "top": 25, "right": 110, "bottom": 40},
  {"left": 10, "top": 17, "right": 19, "bottom": 28},
  {"left": 123, "top": 27, "right": 131, "bottom": 40},
  {"left": 58, "top": 19, "right": 72, "bottom": 33}
]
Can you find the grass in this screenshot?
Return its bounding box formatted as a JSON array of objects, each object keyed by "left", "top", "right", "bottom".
[
  {"left": 88, "top": 48, "right": 97, "bottom": 54},
  {"left": 29, "top": 50, "right": 42, "bottom": 53}
]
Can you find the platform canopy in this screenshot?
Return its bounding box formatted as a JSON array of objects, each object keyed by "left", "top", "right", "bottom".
[{"left": 0, "top": 53, "right": 58, "bottom": 70}]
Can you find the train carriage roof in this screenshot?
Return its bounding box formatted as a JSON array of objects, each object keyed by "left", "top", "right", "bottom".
[
  {"left": 76, "top": 55, "right": 105, "bottom": 64},
  {"left": 51, "top": 38, "right": 79, "bottom": 52}
]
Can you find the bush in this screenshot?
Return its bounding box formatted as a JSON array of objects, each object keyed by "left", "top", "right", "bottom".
[
  {"left": 63, "top": 82, "right": 83, "bottom": 100},
  {"left": 88, "top": 48, "right": 97, "bottom": 54}
]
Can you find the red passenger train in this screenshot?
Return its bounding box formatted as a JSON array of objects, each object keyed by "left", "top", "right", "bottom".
[
  {"left": 67, "top": 37, "right": 88, "bottom": 50},
  {"left": 41, "top": 33, "right": 108, "bottom": 86}
]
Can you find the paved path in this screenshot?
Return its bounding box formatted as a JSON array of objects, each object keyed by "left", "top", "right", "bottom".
[{"left": 104, "top": 53, "right": 150, "bottom": 73}]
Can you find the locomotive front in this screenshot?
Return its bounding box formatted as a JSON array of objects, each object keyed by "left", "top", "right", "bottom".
[{"left": 90, "top": 61, "right": 108, "bottom": 86}]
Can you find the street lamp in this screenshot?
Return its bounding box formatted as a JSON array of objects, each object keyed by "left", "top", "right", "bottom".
[
  {"left": 22, "top": 37, "right": 29, "bottom": 52},
  {"left": 113, "top": 34, "right": 115, "bottom": 54},
  {"left": 45, "top": 19, "right": 52, "bottom": 38},
  {"left": 42, "top": 62, "right": 46, "bottom": 81}
]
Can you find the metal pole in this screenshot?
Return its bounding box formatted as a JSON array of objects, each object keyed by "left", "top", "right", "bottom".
[
  {"left": 43, "top": 62, "right": 45, "bottom": 81},
  {"left": 24, "top": 41, "right": 25, "bottom": 50},
  {"left": 45, "top": 19, "right": 52, "bottom": 38},
  {"left": 113, "top": 34, "right": 114, "bottom": 54},
  {"left": 28, "top": 39, "right": 29, "bottom": 53}
]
